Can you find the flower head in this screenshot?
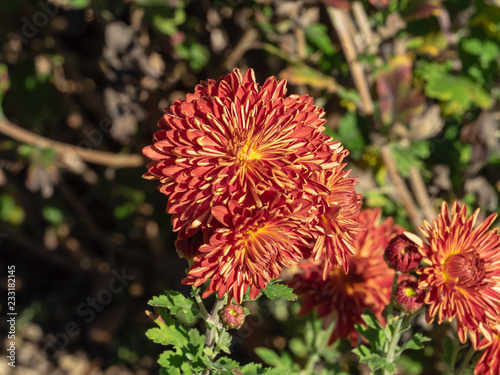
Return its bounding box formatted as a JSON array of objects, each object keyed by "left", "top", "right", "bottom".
[
  {"left": 395, "top": 280, "right": 425, "bottom": 313},
  {"left": 143, "top": 68, "right": 346, "bottom": 240},
  {"left": 183, "top": 194, "right": 314, "bottom": 303},
  {"left": 384, "top": 234, "right": 421, "bottom": 272},
  {"left": 417, "top": 202, "right": 500, "bottom": 349},
  {"left": 291, "top": 208, "right": 403, "bottom": 345},
  {"left": 143, "top": 68, "right": 362, "bottom": 303}
]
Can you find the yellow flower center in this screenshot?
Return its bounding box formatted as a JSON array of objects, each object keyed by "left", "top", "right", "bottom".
[
  {"left": 444, "top": 252, "right": 485, "bottom": 287},
  {"left": 237, "top": 141, "right": 260, "bottom": 165}
]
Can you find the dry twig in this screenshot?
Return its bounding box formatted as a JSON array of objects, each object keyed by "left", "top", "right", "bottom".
[
  {"left": 0, "top": 118, "right": 144, "bottom": 168},
  {"left": 380, "top": 145, "right": 422, "bottom": 230},
  {"left": 327, "top": 6, "right": 374, "bottom": 115}
]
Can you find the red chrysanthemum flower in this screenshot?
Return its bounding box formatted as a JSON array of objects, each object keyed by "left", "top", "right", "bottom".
[
  {"left": 183, "top": 194, "right": 314, "bottom": 304},
  {"left": 290, "top": 208, "right": 403, "bottom": 345},
  {"left": 143, "top": 68, "right": 346, "bottom": 240},
  {"left": 475, "top": 325, "right": 500, "bottom": 375},
  {"left": 416, "top": 202, "right": 500, "bottom": 349}
]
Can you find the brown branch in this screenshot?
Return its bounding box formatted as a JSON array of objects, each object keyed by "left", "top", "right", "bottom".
[
  {"left": 327, "top": 6, "right": 374, "bottom": 115},
  {"left": 380, "top": 145, "right": 422, "bottom": 230},
  {"left": 409, "top": 166, "right": 436, "bottom": 222},
  {"left": 352, "top": 1, "right": 374, "bottom": 53},
  {"left": 223, "top": 28, "right": 259, "bottom": 72},
  {"left": 0, "top": 118, "right": 144, "bottom": 168}
]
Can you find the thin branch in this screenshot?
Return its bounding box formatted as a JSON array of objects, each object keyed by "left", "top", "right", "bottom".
[
  {"left": 223, "top": 28, "right": 259, "bottom": 72},
  {"left": 0, "top": 118, "right": 144, "bottom": 168},
  {"left": 380, "top": 145, "right": 422, "bottom": 229},
  {"left": 352, "top": 1, "right": 374, "bottom": 52},
  {"left": 409, "top": 166, "right": 436, "bottom": 222},
  {"left": 327, "top": 6, "right": 374, "bottom": 115}
]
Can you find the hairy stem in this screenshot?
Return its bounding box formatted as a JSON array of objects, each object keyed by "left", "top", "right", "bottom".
[
  {"left": 454, "top": 345, "right": 476, "bottom": 375},
  {"left": 304, "top": 352, "right": 320, "bottom": 375},
  {"left": 385, "top": 272, "right": 399, "bottom": 321},
  {"left": 383, "top": 312, "right": 405, "bottom": 375}
]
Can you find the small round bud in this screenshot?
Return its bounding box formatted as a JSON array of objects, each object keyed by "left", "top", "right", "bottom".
[
  {"left": 395, "top": 280, "right": 425, "bottom": 313},
  {"left": 219, "top": 304, "right": 245, "bottom": 330},
  {"left": 384, "top": 234, "right": 422, "bottom": 272}
]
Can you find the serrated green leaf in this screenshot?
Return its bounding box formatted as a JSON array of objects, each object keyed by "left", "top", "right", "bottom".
[
  {"left": 361, "top": 310, "right": 383, "bottom": 330},
  {"left": 263, "top": 281, "right": 297, "bottom": 301},
  {"left": 255, "top": 347, "right": 283, "bottom": 367},
  {"left": 158, "top": 350, "right": 183, "bottom": 374},
  {"left": 254, "top": 347, "right": 297, "bottom": 371},
  {"left": 398, "top": 332, "right": 431, "bottom": 352},
  {"left": 416, "top": 62, "right": 492, "bottom": 115},
  {"left": 148, "top": 291, "right": 198, "bottom": 323},
  {"left": 390, "top": 141, "right": 430, "bottom": 177},
  {"left": 146, "top": 313, "right": 189, "bottom": 349}
]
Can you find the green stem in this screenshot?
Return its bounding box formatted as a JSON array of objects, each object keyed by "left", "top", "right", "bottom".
[
  {"left": 447, "top": 336, "right": 460, "bottom": 374},
  {"left": 386, "top": 272, "right": 399, "bottom": 321},
  {"left": 383, "top": 312, "right": 405, "bottom": 375},
  {"left": 192, "top": 288, "right": 209, "bottom": 320},
  {"left": 303, "top": 352, "right": 320, "bottom": 375},
  {"left": 205, "top": 297, "right": 226, "bottom": 352},
  {"left": 454, "top": 345, "right": 476, "bottom": 375}
]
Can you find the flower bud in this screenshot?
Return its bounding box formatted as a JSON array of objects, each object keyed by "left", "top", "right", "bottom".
[
  {"left": 219, "top": 304, "right": 245, "bottom": 329},
  {"left": 384, "top": 234, "right": 421, "bottom": 272},
  {"left": 175, "top": 231, "right": 204, "bottom": 260},
  {"left": 395, "top": 280, "right": 425, "bottom": 313}
]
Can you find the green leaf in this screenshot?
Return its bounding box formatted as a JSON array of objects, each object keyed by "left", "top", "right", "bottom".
[
  {"left": 42, "top": 206, "right": 64, "bottom": 226},
  {"left": 263, "top": 280, "right": 297, "bottom": 301},
  {"left": 148, "top": 291, "right": 198, "bottom": 323},
  {"left": 440, "top": 335, "right": 456, "bottom": 365},
  {"left": 462, "top": 38, "right": 500, "bottom": 68},
  {"left": 254, "top": 347, "right": 296, "bottom": 370},
  {"left": 67, "top": 0, "right": 90, "bottom": 9},
  {"left": 398, "top": 332, "right": 431, "bottom": 353},
  {"left": 390, "top": 141, "right": 430, "bottom": 177},
  {"left": 305, "top": 24, "right": 335, "bottom": 55},
  {"left": 145, "top": 313, "right": 189, "bottom": 349},
  {"left": 153, "top": 14, "right": 177, "bottom": 35},
  {"left": 158, "top": 350, "right": 184, "bottom": 374},
  {"left": 255, "top": 347, "right": 283, "bottom": 367},
  {"left": 416, "top": 62, "right": 492, "bottom": 115},
  {"left": 337, "top": 112, "right": 365, "bottom": 159}
]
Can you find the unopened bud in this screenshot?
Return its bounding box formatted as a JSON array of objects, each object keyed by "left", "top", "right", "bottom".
[
  {"left": 219, "top": 304, "right": 245, "bottom": 329},
  {"left": 175, "top": 231, "right": 204, "bottom": 260},
  {"left": 395, "top": 280, "right": 425, "bottom": 313},
  {"left": 384, "top": 234, "right": 422, "bottom": 272}
]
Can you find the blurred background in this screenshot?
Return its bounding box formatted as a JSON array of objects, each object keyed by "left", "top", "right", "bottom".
[{"left": 0, "top": 0, "right": 499, "bottom": 374}]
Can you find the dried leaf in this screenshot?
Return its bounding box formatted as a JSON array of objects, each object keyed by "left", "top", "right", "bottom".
[
  {"left": 279, "top": 65, "right": 338, "bottom": 93},
  {"left": 401, "top": 0, "right": 443, "bottom": 21},
  {"left": 376, "top": 55, "right": 424, "bottom": 126}
]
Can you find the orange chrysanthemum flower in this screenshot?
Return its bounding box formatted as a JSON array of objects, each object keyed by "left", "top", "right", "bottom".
[
  {"left": 475, "top": 326, "right": 500, "bottom": 375},
  {"left": 416, "top": 202, "right": 500, "bottom": 349},
  {"left": 291, "top": 208, "right": 403, "bottom": 345},
  {"left": 183, "top": 194, "right": 314, "bottom": 303},
  {"left": 143, "top": 68, "right": 346, "bottom": 240}
]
